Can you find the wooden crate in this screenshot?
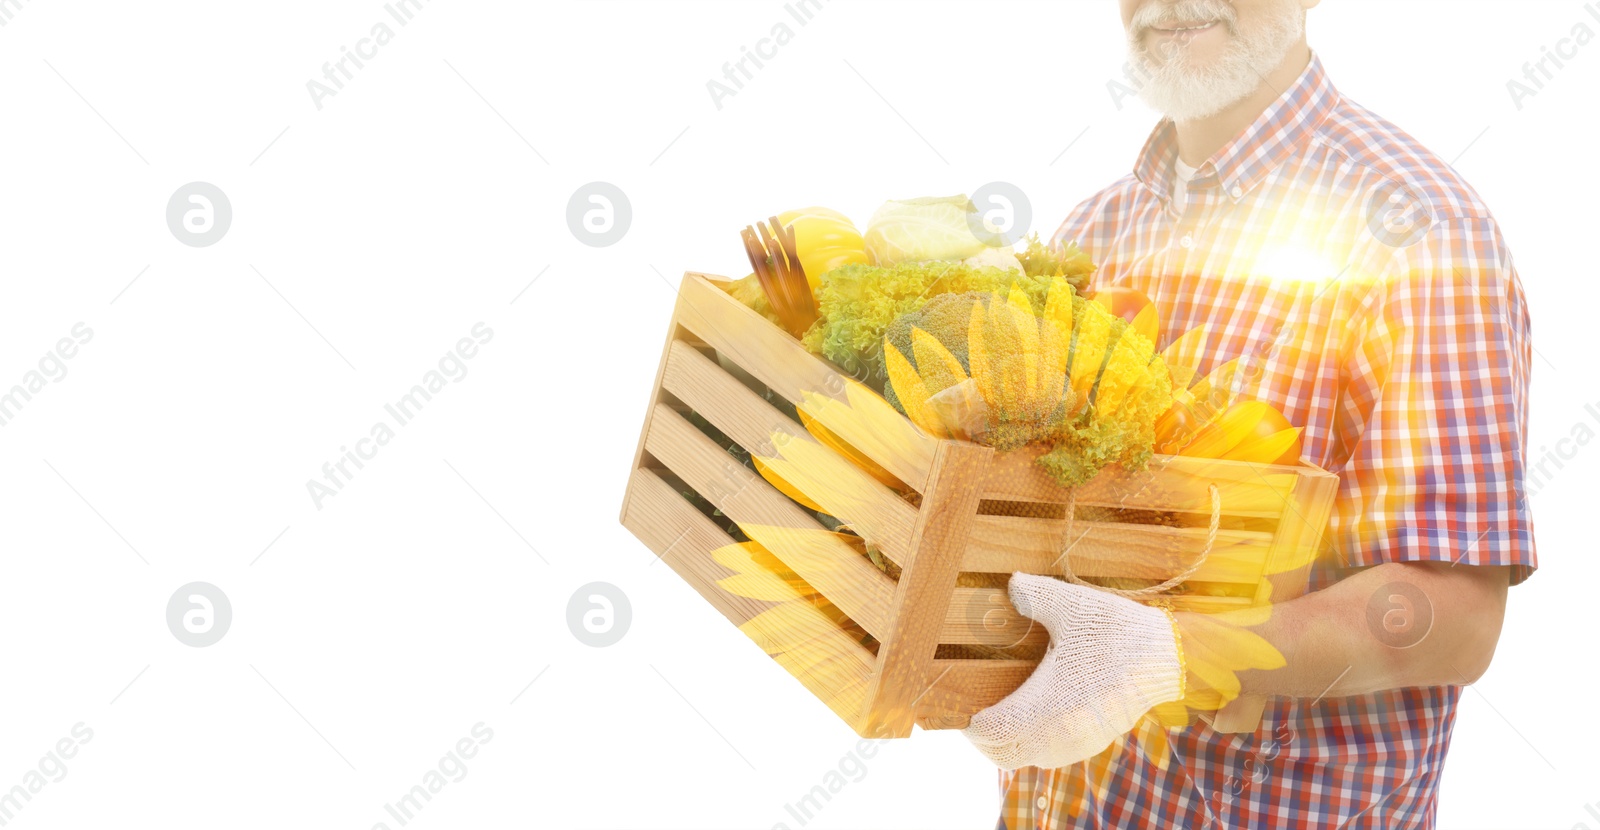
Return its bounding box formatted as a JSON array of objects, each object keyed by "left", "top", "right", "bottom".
[{"left": 620, "top": 271, "right": 1340, "bottom": 739}]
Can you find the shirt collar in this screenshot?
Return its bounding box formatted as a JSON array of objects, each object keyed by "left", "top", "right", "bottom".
[{"left": 1132, "top": 51, "right": 1341, "bottom": 207}]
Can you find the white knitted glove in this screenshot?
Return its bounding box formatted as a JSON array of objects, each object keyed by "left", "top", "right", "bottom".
[{"left": 961, "top": 572, "right": 1185, "bottom": 770}]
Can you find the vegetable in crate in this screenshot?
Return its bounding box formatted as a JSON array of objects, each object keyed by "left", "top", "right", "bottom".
[
  {"left": 1015, "top": 232, "right": 1096, "bottom": 294},
  {"left": 803, "top": 261, "right": 1057, "bottom": 389},
  {"left": 882, "top": 290, "right": 983, "bottom": 401},
  {"left": 863, "top": 194, "right": 1000, "bottom": 265},
  {"left": 779, "top": 207, "right": 872, "bottom": 291},
  {"left": 1069, "top": 285, "right": 1308, "bottom": 467},
  {"left": 883, "top": 288, "right": 1072, "bottom": 448},
  {"left": 800, "top": 197, "right": 1096, "bottom": 385},
  {"left": 883, "top": 278, "right": 1174, "bottom": 489},
  {"left": 726, "top": 206, "right": 868, "bottom": 328}
]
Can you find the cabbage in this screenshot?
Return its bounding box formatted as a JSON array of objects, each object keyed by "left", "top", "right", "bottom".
[
  {"left": 862, "top": 195, "right": 992, "bottom": 265},
  {"left": 961, "top": 245, "right": 1024, "bottom": 273}
]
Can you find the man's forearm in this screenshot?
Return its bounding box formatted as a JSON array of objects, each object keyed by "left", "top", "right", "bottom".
[{"left": 1177, "top": 561, "right": 1511, "bottom": 700}]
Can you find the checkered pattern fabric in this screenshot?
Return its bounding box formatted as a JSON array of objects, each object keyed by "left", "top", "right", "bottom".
[{"left": 996, "top": 52, "right": 1538, "bottom": 829}]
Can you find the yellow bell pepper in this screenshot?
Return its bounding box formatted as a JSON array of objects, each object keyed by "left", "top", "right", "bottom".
[{"left": 753, "top": 207, "right": 868, "bottom": 293}]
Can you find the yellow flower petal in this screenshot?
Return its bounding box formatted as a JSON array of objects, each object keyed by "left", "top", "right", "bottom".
[
  {"left": 1092, "top": 327, "right": 1144, "bottom": 418},
  {"left": 797, "top": 383, "right": 925, "bottom": 492},
  {"left": 1187, "top": 356, "right": 1242, "bottom": 421},
  {"left": 1068, "top": 302, "right": 1113, "bottom": 399},
  {"left": 967, "top": 300, "right": 997, "bottom": 409},
  {"left": 712, "top": 541, "right": 821, "bottom": 602},
  {"left": 1131, "top": 304, "right": 1160, "bottom": 345},
  {"left": 910, "top": 326, "right": 969, "bottom": 395},
  {"left": 1161, "top": 324, "right": 1212, "bottom": 390},
  {"left": 752, "top": 455, "right": 827, "bottom": 513},
  {"left": 796, "top": 404, "right": 906, "bottom": 491},
  {"left": 984, "top": 294, "right": 1027, "bottom": 415},
  {"left": 927, "top": 377, "right": 990, "bottom": 441},
  {"left": 1006, "top": 285, "right": 1040, "bottom": 403},
  {"left": 883, "top": 339, "right": 948, "bottom": 438},
  {"left": 1037, "top": 315, "right": 1070, "bottom": 419}
]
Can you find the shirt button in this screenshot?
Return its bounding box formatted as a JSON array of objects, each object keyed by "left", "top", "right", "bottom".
[
  {"left": 1230, "top": 185, "right": 1244, "bottom": 199},
  {"left": 1180, "top": 235, "right": 1194, "bottom": 249},
  {"left": 1036, "top": 796, "right": 1049, "bottom": 811}
]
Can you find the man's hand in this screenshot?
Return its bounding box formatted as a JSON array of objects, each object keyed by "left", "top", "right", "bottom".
[{"left": 961, "top": 573, "right": 1185, "bottom": 770}]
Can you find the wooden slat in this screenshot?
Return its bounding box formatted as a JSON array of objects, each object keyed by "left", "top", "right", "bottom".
[
  {"left": 660, "top": 338, "right": 920, "bottom": 568},
  {"left": 620, "top": 293, "right": 691, "bottom": 524},
  {"left": 982, "top": 445, "right": 1306, "bottom": 519},
  {"left": 962, "top": 515, "right": 1273, "bottom": 585},
  {"left": 916, "top": 597, "right": 1253, "bottom": 734},
  {"left": 859, "top": 441, "right": 992, "bottom": 738},
  {"left": 935, "top": 586, "right": 1249, "bottom": 646},
  {"left": 942, "top": 587, "right": 1048, "bottom": 648},
  {"left": 623, "top": 467, "right": 777, "bottom": 628},
  {"left": 913, "top": 659, "right": 1037, "bottom": 730},
  {"left": 675, "top": 272, "right": 937, "bottom": 493},
  {"left": 644, "top": 402, "right": 894, "bottom": 638},
  {"left": 622, "top": 467, "right": 875, "bottom": 727}
]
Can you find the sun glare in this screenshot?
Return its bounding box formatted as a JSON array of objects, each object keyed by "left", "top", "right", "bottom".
[{"left": 1251, "top": 245, "right": 1342, "bottom": 285}]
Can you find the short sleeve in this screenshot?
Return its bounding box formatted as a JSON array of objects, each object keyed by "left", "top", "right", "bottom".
[{"left": 1331, "top": 216, "right": 1537, "bottom": 585}]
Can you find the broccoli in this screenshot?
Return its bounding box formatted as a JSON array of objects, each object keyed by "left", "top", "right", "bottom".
[
  {"left": 801, "top": 262, "right": 1057, "bottom": 391},
  {"left": 883, "top": 290, "right": 984, "bottom": 376},
  {"left": 880, "top": 278, "right": 1174, "bottom": 490},
  {"left": 881, "top": 289, "right": 1071, "bottom": 450}
]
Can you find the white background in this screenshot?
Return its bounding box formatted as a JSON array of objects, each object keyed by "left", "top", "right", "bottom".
[{"left": 2, "top": 1, "right": 1596, "bottom": 828}]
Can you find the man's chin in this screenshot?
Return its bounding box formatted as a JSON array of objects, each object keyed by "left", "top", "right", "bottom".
[
  {"left": 1138, "top": 77, "right": 1252, "bottom": 122},
  {"left": 1130, "top": 39, "right": 1300, "bottom": 120},
  {"left": 1133, "top": 42, "right": 1230, "bottom": 83}
]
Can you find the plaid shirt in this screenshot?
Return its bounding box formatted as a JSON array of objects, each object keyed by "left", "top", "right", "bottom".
[{"left": 999, "top": 52, "right": 1538, "bottom": 829}]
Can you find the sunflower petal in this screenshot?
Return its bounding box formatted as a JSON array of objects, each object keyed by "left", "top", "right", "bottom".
[
  {"left": 1161, "top": 324, "right": 1213, "bottom": 391},
  {"left": 1007, "top": 285, "right": 1041, "bottom": 403},
  {"left": 968, "top": 300, "right": 997, "bottom": 409},
  {"left": 910, "top": 326, "right": 969, "bottom": 395},
  {"left": 884, "top": 339, "right": 950, "bottom": 438},
  {"left": 1068, "top": 301, "right": 1113, "bottom": 398},
  {"left": 796, "top": 403, "right": 906, "bottom": 491},
  {"left": 751, "top": 456, "right": 827, "bottom": 513}
]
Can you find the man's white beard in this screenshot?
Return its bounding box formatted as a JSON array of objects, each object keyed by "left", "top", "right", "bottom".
[{"left": 1128, "top": 0, "right": 1304, "bottom": 122}]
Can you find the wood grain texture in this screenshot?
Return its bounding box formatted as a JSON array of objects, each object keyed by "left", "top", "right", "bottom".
[
  {"left": 964, "top": 514, "right": 1273, "bottom": 583},
  {"left": 858, "top": 441, "right": 993, "bottom": 738},
  {"left": 622, "top": 467, "right": 875, "bottom": 726},
  {"left": 619, "top": 291, "right": 689, "bottom": 525},
  {"left": 912, "top": 659, "right": 1037, "bottom": 730},
  {"left": 675, "top": 272, "right": 938, "bottom": 492},
  {"left": 660, "top": 338, "right": 920, "bottom": 567},
  {"left": 622, "top": 467, "right": 777, "bottom": 628},
  {"left": 644, "top": 402, "right": 894, "bottom": 638},
  {"left": 983, "top": 445, "right": 1304, "bottom": 518},
  {"left": 936, "top": 586, "right": 1250, "bottom": 647}
]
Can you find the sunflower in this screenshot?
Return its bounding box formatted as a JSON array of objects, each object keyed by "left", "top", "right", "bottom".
[{"left": 710, "top": 530, "right": 876, "bottom": 725}]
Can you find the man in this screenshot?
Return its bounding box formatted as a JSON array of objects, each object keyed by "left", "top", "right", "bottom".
[{"left": 960, "top": 0, "right": 1537, "bottom": 827}]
